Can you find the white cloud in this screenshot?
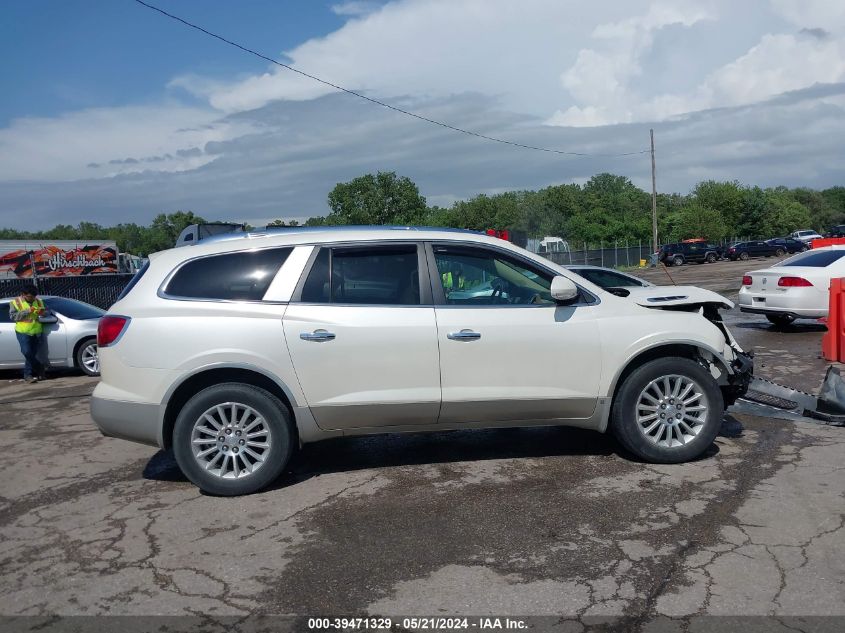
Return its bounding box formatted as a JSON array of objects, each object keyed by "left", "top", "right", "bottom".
[
  {"left": 0, "top": 105, "right": 257, "bottom": 182},
  {"left": 331, "top": 1, "right": 382, "bottom": 17}
]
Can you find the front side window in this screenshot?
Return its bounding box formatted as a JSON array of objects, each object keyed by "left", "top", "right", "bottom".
[
  {"left": 433, "top": 246, "right": 555, "bottom": 305},
  {"left": 0, "top": 303, "right": 11, "bottom": 324},
  {"left": 300, "top": 245, "right": 420, "bottom": 305},
  {"left": 164, "top": 248, "right": 291, "bottom": 301}
]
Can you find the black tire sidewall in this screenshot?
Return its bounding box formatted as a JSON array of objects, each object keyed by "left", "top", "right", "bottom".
[
  {"left": 75, "top": 339, "right": 99, "bottom": 376},
  {"left": 611, "top": 358, "right": 724, "bottom": 464},
  {"left": 673, "top": 256, "right": 684, "bottom": 266},
  {"left": 173, "top": 383, "right": 293, "bottom": 496},
  {"left": 740, "top": 252, "right": 749, "bottom": 260}
]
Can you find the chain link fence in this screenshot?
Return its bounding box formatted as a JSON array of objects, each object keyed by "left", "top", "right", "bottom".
[
  {"left": 535, "top": 237, "right": 751, "bottom": 270},
  {"left": 0, "top": 274, "right": 135, "bottom": 309}
]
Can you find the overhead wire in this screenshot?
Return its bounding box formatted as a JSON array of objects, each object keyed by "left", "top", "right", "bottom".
[{"left": 133, "top": 0, "right": 650, "bottom": 158}]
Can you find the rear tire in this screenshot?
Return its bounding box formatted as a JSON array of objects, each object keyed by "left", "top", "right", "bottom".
[
  {"left": 611, "top": 358, "right": 724, "bottom": 464},
  {"left": 173, "top": 383, "right": 293, "bottom": 496},
  {"left": 739, "top": 252, "right": 750, "bottom": 260},
  {"left": 705, "top": 253, "right": 717, "bottom": 263},
  {"left": 672, "top": 255, "right": 684, "bottom": 266},
  {"left": 766, "top": 314, "right": 795, "bottom": 327}
]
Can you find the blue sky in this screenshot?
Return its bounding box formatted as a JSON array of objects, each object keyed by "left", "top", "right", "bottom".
[
  {"left": 0, "top": 0, "right": 345, "bottom": 126},
  {"left": 1, "top": 0, "right": 844, "bottom": 231}
]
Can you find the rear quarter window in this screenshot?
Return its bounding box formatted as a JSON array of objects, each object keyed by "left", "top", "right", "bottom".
[
  {"left": 164, "top": 248, "right": 292, "bottom": 301},
  {"left": 782, "top": 251, "right": 845, "bottom": 267}
]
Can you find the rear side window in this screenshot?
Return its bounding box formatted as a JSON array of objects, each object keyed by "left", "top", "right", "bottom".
[
  {"left": 43, "top": 297, "right": 105, "bottom": 320},
  {"left": 300, "top": 245, "right": 420, "bottom": 305},
  {"left": 782, "top": 250, "right": 845, "bottom": 267},
  {"left": 164, "top": 248, "right": 292, "bottom": 301},
  {"left": 0, "top": 303, "right": 11, "bottom": 324}
]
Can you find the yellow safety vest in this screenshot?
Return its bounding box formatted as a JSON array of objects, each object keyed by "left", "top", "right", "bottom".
[
  {"left": 11, "top": 297, "right": 45, "bottom": 336},
  {"left": 441, "top": 272, "right": 465, "bottom": 290}
]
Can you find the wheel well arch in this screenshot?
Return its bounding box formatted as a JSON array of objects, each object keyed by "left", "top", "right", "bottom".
[
  {"left": 608, "top": 343, "right": 727, "bottom": 406},
  {"left": 72, "top": 335, "right": 96, "bottom": 366},
  {"left": 161, "top": 367, "right": 296, "bottom": 450}
]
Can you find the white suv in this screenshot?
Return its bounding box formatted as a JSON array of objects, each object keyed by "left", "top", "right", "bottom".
[{"left": 91, "top": 228, "right": 753, "bottom": 495}]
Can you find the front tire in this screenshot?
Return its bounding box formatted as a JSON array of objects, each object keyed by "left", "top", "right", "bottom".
[
  {"left": 706, "top": 253, "right": 717, "bottom": 263},
  {"left": 75, "top": 338, "right": 100, "bottom": 376},
  {"left": 173, "top": 383, "right": 293, "bottom": 496},
  {"left": 775, "top": 248, "right": 785, "bottom": 257},
  {"left": 611, "top": 358, "right": 724, "bottom": 464}
]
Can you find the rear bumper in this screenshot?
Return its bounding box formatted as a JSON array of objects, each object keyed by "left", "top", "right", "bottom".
[
  {"left": 739, "top": 306, "right": 825, "bottom": 319},
  {"left": 90, "top": 395, "right": 162, "bottom": 448}
]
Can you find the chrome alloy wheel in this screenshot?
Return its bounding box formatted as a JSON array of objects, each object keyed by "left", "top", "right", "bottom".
[
  {"left": 190, "top": 402, "right": 272, "bottom": 479},
  {"left": 81, "top": 344, "right": 99, "bottom": 374},
  {"left": 635, "top": 374, "right": 709, "bottom": 448}
]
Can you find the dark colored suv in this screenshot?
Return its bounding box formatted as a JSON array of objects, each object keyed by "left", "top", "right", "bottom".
[
  {"left": 766, "top": 238, "right": 807, "bottom": 254},
  {"left": 659, "top": 242, "right": 723, "bottom": 266},
  {"left": 827, "top": 225, "right": 845, "bottom": 238},
  {"left": 727, "top": 241, "right": 779, "bottom": 260}
]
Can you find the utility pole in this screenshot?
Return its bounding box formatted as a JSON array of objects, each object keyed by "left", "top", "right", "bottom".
[{"left": 650, "top": 128, "right": 658, "bottom": 254}]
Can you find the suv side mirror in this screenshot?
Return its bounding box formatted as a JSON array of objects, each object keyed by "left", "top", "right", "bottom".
[{"left": 551, "top": 275, "right": 579, "bottom": 303}]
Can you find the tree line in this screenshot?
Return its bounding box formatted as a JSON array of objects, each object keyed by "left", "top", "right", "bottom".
[{"left": 3, "top": 173, "right": 844, "bottom": 254}]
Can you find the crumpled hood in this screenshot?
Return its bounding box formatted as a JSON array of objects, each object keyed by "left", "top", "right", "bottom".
[{"left": 622, "top": 285, "right": 734, "bottom": 310}]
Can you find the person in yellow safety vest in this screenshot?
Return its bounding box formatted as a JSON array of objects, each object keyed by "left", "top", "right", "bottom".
[
  {"left": 441, "top": 264, "right": 466, "bottom": 293},
  {"left": 9, "top": 285, "right": 49, "bottom": 383}
]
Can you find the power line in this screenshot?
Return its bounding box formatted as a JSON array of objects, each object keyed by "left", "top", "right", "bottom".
[{"left": 133, "top": 0, "right": 649, "bottom": 158}]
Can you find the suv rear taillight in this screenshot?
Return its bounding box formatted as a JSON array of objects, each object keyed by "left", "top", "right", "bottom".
[
  {"left": 742, "top": 276, "right": 752, "bottom": 286},
  {"left": 98, "top": 316, "right": 130, "bottom": 347},
  {"left": 778, "top": 277, "right": 812, "bottom": 287}
]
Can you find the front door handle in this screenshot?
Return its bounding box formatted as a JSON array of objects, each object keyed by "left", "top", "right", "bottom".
[
  {"left": 300, "top": 329, "right": 336, "bottom": 342},
  {"left": 447, "top": 329, "right": 481, "bottom": 341}
]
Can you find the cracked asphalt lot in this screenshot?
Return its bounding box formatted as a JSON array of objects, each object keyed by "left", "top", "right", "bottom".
[{"left": 0, "top": 261, "right": 843, "bottom": 624}]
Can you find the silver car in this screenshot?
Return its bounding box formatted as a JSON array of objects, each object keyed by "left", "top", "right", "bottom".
[{"left": 0, "top": 295, "right": 102, "bottom": 376}]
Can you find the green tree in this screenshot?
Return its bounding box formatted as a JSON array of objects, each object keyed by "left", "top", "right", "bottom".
[
  {"left": 326, "top": 172, "right": 427, "bottom": 225},
  {"left": 669, "top": 203, "right": 728, "bottom": 241}
]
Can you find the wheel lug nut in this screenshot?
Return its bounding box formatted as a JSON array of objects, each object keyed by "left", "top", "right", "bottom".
[
  {"left": 669, "top": 399, "right": 674, "bottom": 404},
  {"left": 676, "top": 414, "right": 681, "bottom": 419},
  {"left": 232, "top": 447, "right": 239, "bottom": 453},
  {"left": 660, "top": 413, "right": 665, "bottom": 418},
  {"left": 218, "top": 436, "right": 224, "bottom": 442},
  {"left": 676, "top": 404, "right": 682, "bottom": 409},
  {"left": 238, "top": 439, "right": 245, "bottom": 445},
  {"left": 225, "top": 428, "right": 232, "bottom": 435},
  {"left": 235, "top": 430, "right": 242, "bottom": 436},
  {"left": 222, "top": 446, "right": 228, "bottom": 451},
  {"left": 661, "top": 404, "right": 666, "bottom": 409}
]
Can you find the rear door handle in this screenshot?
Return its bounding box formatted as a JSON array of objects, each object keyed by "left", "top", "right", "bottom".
[
  {"left": 447, "top": 329, "right": 481, "bottom": 341},
  {"left": 300, "top": 329, "right": 336, "bottom": 342}
]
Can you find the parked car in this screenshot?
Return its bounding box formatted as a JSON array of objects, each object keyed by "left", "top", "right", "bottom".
[
  {"left": 790, "top": 230, "right": 823, "bottom": 244},
  {"left": 658, "top": 242, "right": 723, "bottom": 266},
  {"left": 727, "top": 241, "right": 780, "bottom": 261},
  {"left": 739, "top": 246, "right": 845, "bottom": 325},
  {"left": 565, "top": 265, "right": 653, "bottom": 289},
  {"left": 766, "top": 238, "right": 807, "bottom": 254},
  {"left": 0, "top": 296, "right": 102, "bottom": 376},
  {"left": 826, "top": 225, "right": 845, "bottom": 238},
  {"left": 91, "top": 227, "right": 753, "bottom": 495}
]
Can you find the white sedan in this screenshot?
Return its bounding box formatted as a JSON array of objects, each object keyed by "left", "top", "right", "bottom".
[{"left": 738, "top": 246, "right": 845, "bottom": 325}]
